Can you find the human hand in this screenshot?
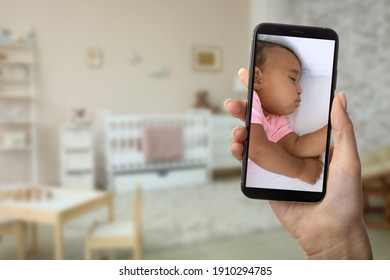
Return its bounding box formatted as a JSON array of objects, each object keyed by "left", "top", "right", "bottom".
[
  {"left": 225, "top": 68, "right": 372, "bottom": 259},
  {"left": 297, "top": 157, "right": 323, "bottom": 185}
]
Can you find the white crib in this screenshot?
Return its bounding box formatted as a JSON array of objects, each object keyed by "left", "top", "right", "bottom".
[{"left": 95, "top": 111, "right": 212, "bottom": 192}]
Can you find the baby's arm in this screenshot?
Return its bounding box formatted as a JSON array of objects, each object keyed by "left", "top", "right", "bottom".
[
  {"left": 278, "top": 125, "right": 328, "bottom": 158},
  {"left": 249, "top": 124, "right": 323, "bottom": 185}
]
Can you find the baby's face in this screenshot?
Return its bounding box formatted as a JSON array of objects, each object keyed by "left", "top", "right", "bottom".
[{"left": 256, "top": 47, "right": 302, "bottom": 116}]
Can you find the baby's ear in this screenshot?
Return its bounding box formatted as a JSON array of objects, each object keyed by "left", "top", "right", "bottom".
[{"left": 253, "top": 67, "right": 262, "bottom": 90}]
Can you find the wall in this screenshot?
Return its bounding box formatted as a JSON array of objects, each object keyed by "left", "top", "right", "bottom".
[
  {"left": 0, "top": 0, "right": 250, "bottom": 184},
  {"left": 261, "top": 0, "right": 390, "bottom": 154},
  {"left": 250, "top": 0, "right": 269, "bottom": 31}
]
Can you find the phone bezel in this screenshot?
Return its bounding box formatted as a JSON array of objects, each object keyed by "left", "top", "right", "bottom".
[{"left": 241, "top": 23, "right": 339, "bottom": 203}]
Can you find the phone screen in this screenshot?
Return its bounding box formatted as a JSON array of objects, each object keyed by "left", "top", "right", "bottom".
[{"left": 241, "top": 23, "right": 338, "bottom": 202}]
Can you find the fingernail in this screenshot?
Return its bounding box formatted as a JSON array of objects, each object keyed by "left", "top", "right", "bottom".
[
  {"left": 339, "top": 92, "right": 347, "bottom": 110},
  {"left": 238, "top": 68, "right": 245, "bottom": 75},
  {"left": 224, "top": 99, "right": 232, "bottom": 108},
  {"left": 232, "top": 126, "right": 239, "bottom": 137}
]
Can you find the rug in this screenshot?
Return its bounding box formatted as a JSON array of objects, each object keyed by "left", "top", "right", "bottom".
[{"left": 64, "top": 178, "right": 281, "bottom": 258}]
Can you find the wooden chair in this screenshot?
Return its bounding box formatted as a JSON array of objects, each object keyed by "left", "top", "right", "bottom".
[
  {"left": 85, "top": 186, "right": 142, "bottom": 259},
  {"left": 0, "top": 219, "right": 27, "bottom": 259},
  {"left": 361, "top": 146, "right": 390, "bottom": 228}
]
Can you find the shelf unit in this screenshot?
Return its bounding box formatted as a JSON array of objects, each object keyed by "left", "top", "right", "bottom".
[
  {"left": 210, "top": 114, "right": 242, "bottom": 176},
  {"left": 0, "top": 30, "right": 38, "bottom": 186},
  {"left": 60, "top": 124, "right": 94, "bottom": 189}
]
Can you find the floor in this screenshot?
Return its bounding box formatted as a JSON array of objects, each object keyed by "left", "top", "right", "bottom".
[
  {"left": 144, "top": 226, "right": 390, "bottom": 260},
  {"left": 0, "top": 225, "right": 389, "bottom": 260},
  {"left": 144, "top": 228, "right": 305, "bottom": 260}
]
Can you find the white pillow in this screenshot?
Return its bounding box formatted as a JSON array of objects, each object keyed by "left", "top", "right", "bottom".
[{"left": 287, "top": 75, "right": 332, "bottom": 135}]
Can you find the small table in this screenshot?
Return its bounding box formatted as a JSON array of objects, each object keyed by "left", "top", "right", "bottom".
[{"left": 0, "top": 186, "right": 113, "bottom": 259}]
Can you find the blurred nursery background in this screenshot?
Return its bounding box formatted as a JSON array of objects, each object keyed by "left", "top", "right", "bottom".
[{"left": 0, "top": 0, "right": 389, "bottom": 260}]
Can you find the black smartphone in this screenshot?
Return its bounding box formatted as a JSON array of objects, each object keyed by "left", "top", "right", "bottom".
[{"left": 241, "top": 23, "right": 339, "bottom": 202}]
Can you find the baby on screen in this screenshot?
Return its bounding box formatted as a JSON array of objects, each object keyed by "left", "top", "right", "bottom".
[{"left": 247, "top": 40, "right": 328, "bottom": 185}]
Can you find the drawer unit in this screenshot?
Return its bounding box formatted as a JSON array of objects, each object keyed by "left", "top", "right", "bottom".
[{"left": 60, "top": 124, "right": 94, "bottom": 189}]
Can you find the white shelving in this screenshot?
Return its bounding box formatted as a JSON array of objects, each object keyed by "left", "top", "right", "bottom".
[
  {"left": 0, "top": 120, "right": 33, "bottom": 125},
  {"left": 0, "top": 30, "right": 38, "bottom": 186},
  {"left": 0, "top": 94, "right": 34, "bottom": 99},
  {"left": 0, "top": 78, "right": 30, "bottom": 83},
  {"left": 60, "top": 124, "right": 95, "bottom": 189},
  {"left": 211, "top": 114, "right": 242, "bottom": 172}
]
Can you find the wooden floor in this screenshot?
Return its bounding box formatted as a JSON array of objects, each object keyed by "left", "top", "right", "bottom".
[
  {"left": 1, "top": 226, "right": 389, "bottom": 260},
  {"left": 144, "top": 226, "right": 390, "bottom": 260}
]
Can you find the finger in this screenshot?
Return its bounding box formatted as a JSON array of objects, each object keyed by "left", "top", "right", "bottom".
[
  {"left": 230, "top": 141, "right": 244, "bottom": 161},
  {"left": 330, "top": 92, "right": 360, "bottom": 166},
  {"left": 224, "top": 99, "right": 247, "bottom": 122},
  {"left": 238, "top": 68, "right": 249, "bottom": 88},
  {"left": 232, "top": 126, "right": 247, "bottom": 143}
]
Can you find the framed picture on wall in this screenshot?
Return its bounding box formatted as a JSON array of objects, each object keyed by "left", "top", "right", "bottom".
[{"left": 192, "top": 46, "right": 221, "bottom": 71}]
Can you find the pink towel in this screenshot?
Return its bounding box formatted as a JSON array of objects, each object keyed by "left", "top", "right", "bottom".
[{"left": 142, "top": 125, "right": 183, "bottom": 164}]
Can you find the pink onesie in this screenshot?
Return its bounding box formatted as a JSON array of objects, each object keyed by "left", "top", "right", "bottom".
[
  {"left": 251, "top": 91, "right": 292, "bottom": 142},
  {"left": 247, "top": 91, "right": 293, "bottom": 181}
]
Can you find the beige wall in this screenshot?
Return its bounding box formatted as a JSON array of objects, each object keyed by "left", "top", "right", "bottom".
[{"left": 0, "top": 0, "right": 250, "bottom": 184}]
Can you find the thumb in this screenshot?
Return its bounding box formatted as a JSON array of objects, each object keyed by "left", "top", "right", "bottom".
[{"left": 330, "top": 92, "right": 360, "bottom": 164}]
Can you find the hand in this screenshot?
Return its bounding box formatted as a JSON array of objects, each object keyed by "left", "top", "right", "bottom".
[
  {"left": 297, "top": 157, "right": 323, "bottom": 185},
  {"left": 225, "top": 68, "right": 372, "bottom": 259}
]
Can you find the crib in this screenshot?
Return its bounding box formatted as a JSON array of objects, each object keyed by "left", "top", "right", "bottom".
[{"left": 95, "top": 111, "right": 212, "bottom": 192}]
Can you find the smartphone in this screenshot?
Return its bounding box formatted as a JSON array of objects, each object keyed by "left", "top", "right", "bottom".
[{"left": 241, "top": 23, "right": 339, "bottom": 202}]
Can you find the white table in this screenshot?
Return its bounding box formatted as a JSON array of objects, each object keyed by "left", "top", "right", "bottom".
[{"left": 0, "top": 186, "right": 113, "bottom": 259}]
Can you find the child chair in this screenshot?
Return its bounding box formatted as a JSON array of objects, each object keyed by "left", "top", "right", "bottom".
[
  {"left": 361, "top": 145, "right": 390, "bottom": 227},
  {"left": 84, "top": 186, "right": 142, "bottom": 259}
]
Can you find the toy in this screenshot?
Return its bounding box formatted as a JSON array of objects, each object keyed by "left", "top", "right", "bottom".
[
  {"left": 193, "top": 90, "right": 220, "bottom": 113},
  {"left": 0, "top": 187, "right": 53, "bottom": 202}
]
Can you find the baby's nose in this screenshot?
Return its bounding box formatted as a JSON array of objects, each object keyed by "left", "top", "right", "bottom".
[{"left": 297, "top": 85, "right": 303, "bottom": 94}]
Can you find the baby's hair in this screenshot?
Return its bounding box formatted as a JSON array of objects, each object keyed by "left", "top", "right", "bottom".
[{"left": 255, "top": 40, "right": 301, "bottom": 70}]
